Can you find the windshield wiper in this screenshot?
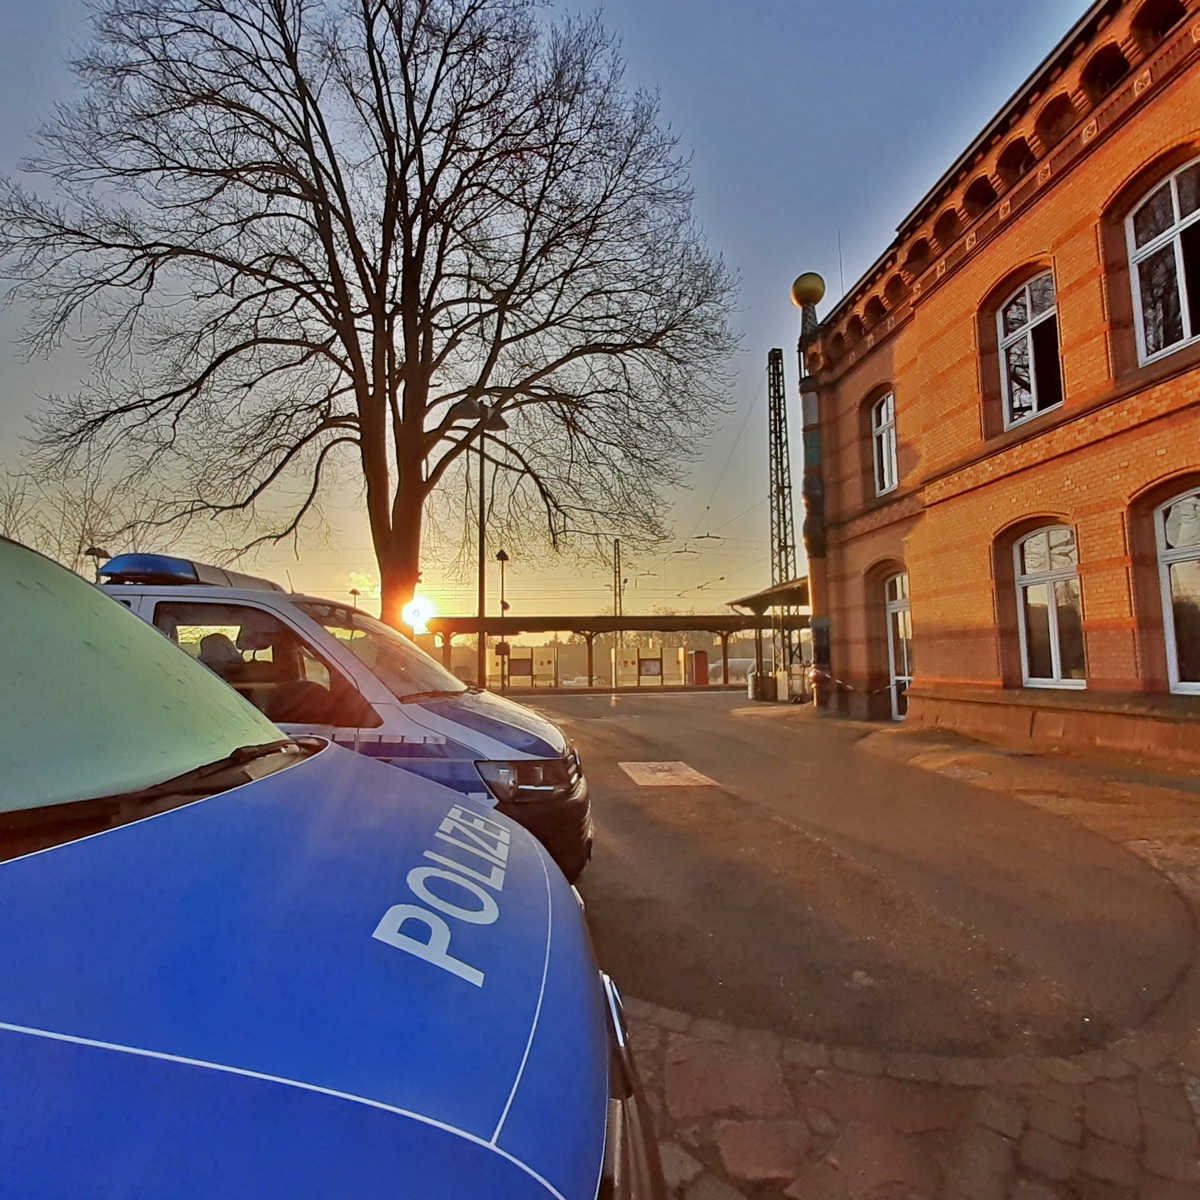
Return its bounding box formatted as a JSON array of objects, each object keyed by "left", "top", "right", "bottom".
[
  {"left": 397, "top": 689, "right": 467, "bottom": 705},
  {"left": 0, "top": 740, "right": 317, "bottom": 864},
  {"left": 95, "top": 738, "right": 312, "bottom": 805}
]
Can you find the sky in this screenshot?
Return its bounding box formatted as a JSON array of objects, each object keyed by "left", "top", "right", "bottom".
[{"left": 0, "top": 0, "right": 1090, "bottom": 619}]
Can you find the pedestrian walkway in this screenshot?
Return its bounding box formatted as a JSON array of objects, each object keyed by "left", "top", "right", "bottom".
[
  {"left": 628, "top": 721, "right": 1200, "bottom": 1199},
  {"left": 628, "top": 993, "right": 1200, "bottom": 1199}
]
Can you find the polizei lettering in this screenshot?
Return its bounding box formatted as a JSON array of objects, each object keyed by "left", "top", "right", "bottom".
[{"left": 372, "top": 804, "right": 510, "bottom": 987}]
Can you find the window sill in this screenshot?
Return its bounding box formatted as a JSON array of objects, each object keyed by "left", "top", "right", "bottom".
[
  {"left": 1118, "top": 335, "right": 1200, "bottom": 394},
  {"left": 1002, "top": 402, "right": 1064, "bottom": 435},
  {"left": 1022, "top": 678, "right": 1087, "bottom": 690},
  {"left": 1138, "top": 331, "right": 1200, "bottom": 371}
]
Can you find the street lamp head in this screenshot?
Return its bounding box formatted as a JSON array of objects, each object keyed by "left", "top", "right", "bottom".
[
  {"left": 483, "top": 408, "right": 508, "bottom": 432},
  {"left": 446, "top": 397, "right": 484, "bottom": 422},
  {"left": 495, "top": 549, "right": 509, "bottom": 563},
  {"left": 790, "top": 272, "right": 826, "bottom": 308},
  {"left": 84, "top": 546, "right": 111, "bottom": 561}
]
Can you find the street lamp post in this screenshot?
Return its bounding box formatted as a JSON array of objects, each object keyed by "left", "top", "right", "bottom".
[
  {"left": 84, "top": 546, "right": 111, "bottom": 583},
  {"left": 496, "top": 548, "right": 509, "bottom": 693},
  {"left": 447, "top": 396, "right": 508, "bottom": 688},
  {"left": 612, "top": 537, "right": 623, "bottom": 649}
]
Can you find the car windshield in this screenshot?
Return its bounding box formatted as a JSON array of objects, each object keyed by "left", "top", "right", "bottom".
[
  {"left": 296, "top": 602, "right": 468, "bottom": 701},
  {"left": 0, "top": 538, "right": 285, "bottom": 817}
]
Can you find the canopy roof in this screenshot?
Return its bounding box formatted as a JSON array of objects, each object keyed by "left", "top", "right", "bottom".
[{"left": 727, "top": 578, "right": 810, "bottom": 616}]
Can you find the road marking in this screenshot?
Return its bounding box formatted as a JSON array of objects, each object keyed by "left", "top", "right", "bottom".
[{"left": 618, "top": 761, "right": 717, "bottom": 787}]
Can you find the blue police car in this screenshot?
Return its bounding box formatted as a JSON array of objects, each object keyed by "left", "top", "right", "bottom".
[
  {"left": 97, "top": 553, "right": 593, "bottom": 881},
  {"left": 0, "top": 538, "right": 663, "bottom": 1198}
]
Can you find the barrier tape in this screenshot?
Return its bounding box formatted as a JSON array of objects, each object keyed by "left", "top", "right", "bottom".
[{"left": 808, "top": 668, "right": 894, "bottom": 696}]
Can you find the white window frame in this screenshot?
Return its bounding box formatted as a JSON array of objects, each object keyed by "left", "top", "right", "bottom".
[
  {"left": 1156, "top": 488, "right": 1200, "bottom": 696},
  {"left": 997, "top": 271, "right": 1062, "bottom": 430},
  {"left": 1126, "top": 155, "right": 1200, "bottom": 366},
  {"left": 871, "top": 392, "right": 898, "bottom": 496},
  {"left": 1014, "top": 526, "right": 1087, "bottom": 689},
  {"left": 884, "top": 572, "right": 912, "bottom": 721}
]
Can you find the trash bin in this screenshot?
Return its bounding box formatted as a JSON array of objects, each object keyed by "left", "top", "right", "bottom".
[{"left": 748, "top": 669, "right": 776, "bottom": 701}]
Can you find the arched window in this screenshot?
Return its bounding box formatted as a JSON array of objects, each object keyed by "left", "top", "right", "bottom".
[
  {"left": 1014, "top": 527, "right": 1086, "bottom": 687},
  {"left": 1127, "top": 156, "right": 1200, "bottom": 363},
  {"left": 1156, "top": 489, "right": 1200, "bottom": 694},
  {"left": 871, "top": 393, "right": 898, "bottom": 497},
  {"left": 998, "top": 272, "right": 1064, "bottom": 427}
]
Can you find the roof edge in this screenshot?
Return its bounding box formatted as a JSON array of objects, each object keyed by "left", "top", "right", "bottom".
[{"left": 819, "top": 0, "right": 1120, "bottom": 329}]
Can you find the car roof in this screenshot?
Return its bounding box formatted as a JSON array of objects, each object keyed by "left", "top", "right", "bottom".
[
  {"left": 101, "top": 581, "right": 355, "bottom": 613},
  {"left": 98, "top": 552, "right": 286, "bottom": 591}
]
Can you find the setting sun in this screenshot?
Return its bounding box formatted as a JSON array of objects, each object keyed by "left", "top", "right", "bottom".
[{"left": 401, "top": 596, "right": 436, "bottom": 634}]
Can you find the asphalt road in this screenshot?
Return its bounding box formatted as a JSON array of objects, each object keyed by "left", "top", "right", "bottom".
[{"left": 529, "top": 691, "right": 1194, "bottom": 1058}]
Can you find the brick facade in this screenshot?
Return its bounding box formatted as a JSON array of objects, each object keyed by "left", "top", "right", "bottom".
[{"left": 807, "top": 0, "right": 1200, "bottom": 764}]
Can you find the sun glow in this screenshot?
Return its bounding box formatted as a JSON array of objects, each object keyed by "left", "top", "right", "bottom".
[{"left": 402, "top": 596, "right": 437, "bottom": 634}]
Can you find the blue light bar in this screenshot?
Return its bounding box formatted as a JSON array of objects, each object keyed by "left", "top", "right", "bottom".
[{"left": 98, "top": 553, "right": 285, "bottom": 592}]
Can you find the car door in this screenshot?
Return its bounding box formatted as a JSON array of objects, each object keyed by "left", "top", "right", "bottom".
[{"left": 149, "top": 599, "right": 381, "bottom": 739}]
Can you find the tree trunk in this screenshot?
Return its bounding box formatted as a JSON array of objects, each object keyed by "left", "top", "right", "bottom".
[
  {"left": 377, "top": 478, "right": 424, "bottom": 628},
  {"left": 379, "top": 555, "right": 420, "bottom": 629}
]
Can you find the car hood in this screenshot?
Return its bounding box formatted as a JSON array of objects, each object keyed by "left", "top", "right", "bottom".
[
  {"left": 0, "top": 744, "right": 606, "bottom": 1199},
  {"left": 407, "top": 687, "right": 569, "bottom": 760}
]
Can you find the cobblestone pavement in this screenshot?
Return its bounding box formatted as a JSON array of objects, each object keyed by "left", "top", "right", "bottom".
[
  {"left": 629, "top": 995, "right": 1200, "bottom": 1200},
  {"left": 624, "top": 728, "right": 1200, "bottom": 1200}
]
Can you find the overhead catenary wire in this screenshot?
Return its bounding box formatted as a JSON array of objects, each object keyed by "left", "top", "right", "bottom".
[{"left": 684, "top": 367, "right": 768, "bottom": 543}]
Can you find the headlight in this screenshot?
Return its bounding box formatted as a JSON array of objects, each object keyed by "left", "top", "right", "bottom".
[{"left": 477, "top": 753, "right": 581, "bottom": 803}]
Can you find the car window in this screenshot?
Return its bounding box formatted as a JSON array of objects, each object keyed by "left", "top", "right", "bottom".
[
  {"left": 296, "top": 602, "right": 467, "bottom": 701},
  {"left": 0, "top": 538, "right": 282, "bottom": 814},
  {"left": 154, "top": 601, "right": 347, "bottom": 720}
]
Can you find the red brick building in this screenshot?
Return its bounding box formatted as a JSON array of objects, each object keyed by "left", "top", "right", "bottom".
[{"left": 806, "top": 0, "right": 1200, "bottom": 764}]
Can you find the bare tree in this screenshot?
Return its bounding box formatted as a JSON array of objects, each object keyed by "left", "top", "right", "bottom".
[
  {"left": 0, "top": 453, "right": 159, "bottom": 575},
  {"left": 0, "top": 0, "right": 737, "bottom": 623}
]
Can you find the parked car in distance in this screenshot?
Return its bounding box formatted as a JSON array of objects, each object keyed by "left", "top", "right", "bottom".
[
  {"left": 709, "top": 657, "right": 756, "bottom": 684},
  {"left": 0, "top": 537, "right": 662, "bottom": 1199},
  {"left": 99, "top": 553, "right": 592, "bottom": 882}
]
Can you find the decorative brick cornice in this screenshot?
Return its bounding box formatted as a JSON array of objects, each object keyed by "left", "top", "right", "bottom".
[{"left": 809, "top": 1, "right": 1200, "bottom": 387}]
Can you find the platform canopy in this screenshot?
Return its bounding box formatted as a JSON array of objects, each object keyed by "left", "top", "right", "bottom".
[{"left": 727, "top": 577, "right": 810, "bottom": 616}]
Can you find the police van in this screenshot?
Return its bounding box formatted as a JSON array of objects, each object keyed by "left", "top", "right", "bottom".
[
  {"left": 0, "top": 537, "right": 662, "bottom": 1199},
  {"left": 99, "top": 554, "right": 592, "bottom": 882}
]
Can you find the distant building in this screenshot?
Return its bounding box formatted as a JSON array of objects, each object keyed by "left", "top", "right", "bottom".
[{"left": 805, "top": 0, "right": 1200, "bottom": 763}]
